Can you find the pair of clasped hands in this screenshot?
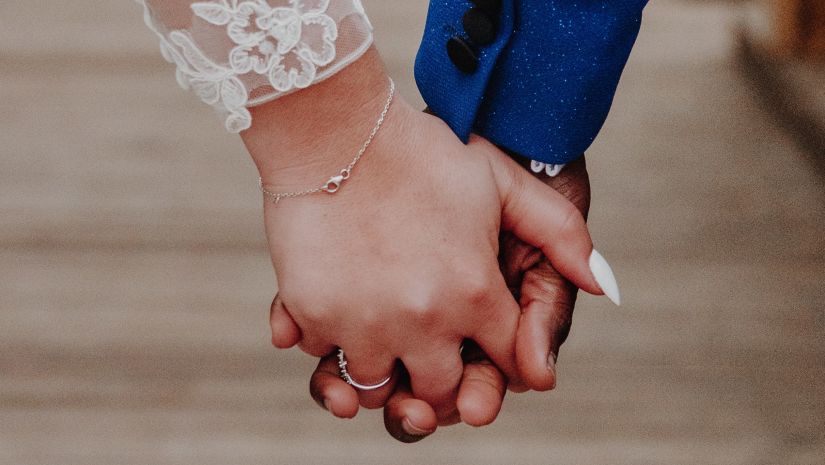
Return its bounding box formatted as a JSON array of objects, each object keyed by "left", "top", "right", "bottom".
[{"left": 242, "top": 49, "right": 617, "bottom": 442}]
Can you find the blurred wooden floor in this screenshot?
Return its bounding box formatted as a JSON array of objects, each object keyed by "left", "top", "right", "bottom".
[{"left": 1, "top": 1, "right": 823, "bottom": 464}]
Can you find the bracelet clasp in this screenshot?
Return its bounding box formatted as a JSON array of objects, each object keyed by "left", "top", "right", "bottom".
[{"left": 323, "top": 175, "right": 345, "bottom": 193}]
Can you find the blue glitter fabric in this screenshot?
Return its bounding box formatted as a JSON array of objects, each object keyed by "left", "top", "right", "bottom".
[{"left": 415, "top": 0, "right": 648, "bottom": 164}]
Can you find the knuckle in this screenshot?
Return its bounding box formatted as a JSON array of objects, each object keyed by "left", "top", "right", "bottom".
[
  {"left": 521, "top": 265, "right": 577, "bottom": 346},
  {"left": 556, "top": 203, "right": 583, "bottom": 239},
  {"left": 465, "top": 362, "right": 505, "bottom": 393},
  {"left": 458, "top": 267, "right": 496, "bottom": 307},
  {"left": 504, "top": 157, "right": 527, "bottom": 198},
  {"left": 441, "top": 359, "right": 465, "bottom": 384},
  {"left": 421, "top": 359, "right": 463, "bottom": 391},
  {"left": 522, "top": 265, "right": 573, "bottom": 303},
  {"left": 356, "top": 308, "right": 383, "bottom": 333},
  {"left": 398, "top": 289, "right": 439, "bottom": 323}
]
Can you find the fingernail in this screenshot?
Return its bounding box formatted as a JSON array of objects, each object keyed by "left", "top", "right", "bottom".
[
  {"left": 589, "top": 250, "right": 621, "bottom": 306},
  {"left": 402, "top": 417, "right": 434, "bottom": 436},
  {"left": 547, "top": 352, "right": 557, "bottom": 373},
  {"left": 547, "top": 352, "right": 558, "bottom": 389}
]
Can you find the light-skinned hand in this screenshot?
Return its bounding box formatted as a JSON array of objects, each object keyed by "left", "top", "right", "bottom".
[
  {"left": 308, "top": 157, "right": 592, "bottom": 441},
  {"left": 249, "top": 49, "right": 606, "bottom": 422}
]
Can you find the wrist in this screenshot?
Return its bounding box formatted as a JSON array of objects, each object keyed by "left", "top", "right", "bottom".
[{"left": 241, "top": 47, "right": 391, "bottom": 190}]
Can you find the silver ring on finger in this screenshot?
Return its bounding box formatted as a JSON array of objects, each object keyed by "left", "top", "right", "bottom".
[{"left": 336, "top": 349, "right": 392, "bottom": 391}]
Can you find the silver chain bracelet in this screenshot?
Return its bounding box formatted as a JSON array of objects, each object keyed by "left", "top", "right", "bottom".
[{"left": 259, "top": 78, "right": 396, "bottom": 204}]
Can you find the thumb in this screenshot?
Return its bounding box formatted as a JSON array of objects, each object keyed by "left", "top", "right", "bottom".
[{"left": 474, "top": 137, "right": 619, "bottom": 303}]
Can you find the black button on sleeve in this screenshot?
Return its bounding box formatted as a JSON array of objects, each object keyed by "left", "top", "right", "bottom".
[
  {"left": 447, "top": 36, "right": 479, "bottom": 74},
  {"left": 463, "top": 7, "right": 497, "bottom": 45}
]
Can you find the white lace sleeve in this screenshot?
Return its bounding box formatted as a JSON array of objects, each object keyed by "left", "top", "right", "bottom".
[{"left": 136, "top": 0, "right": 374, "bottom": 132}]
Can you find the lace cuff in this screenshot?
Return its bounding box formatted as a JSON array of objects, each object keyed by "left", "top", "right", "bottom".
[{"left": 137, "top": 0, "right": 374, "bottom": 132}]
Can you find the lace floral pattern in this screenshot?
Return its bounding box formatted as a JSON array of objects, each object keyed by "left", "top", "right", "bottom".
[{"left": 137, "top": 0, "right": 373, "bottom": 132}]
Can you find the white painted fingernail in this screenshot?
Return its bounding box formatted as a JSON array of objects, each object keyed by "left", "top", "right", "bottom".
[{"left": 589, "top": 250, "right": 621, "bottom": 306}]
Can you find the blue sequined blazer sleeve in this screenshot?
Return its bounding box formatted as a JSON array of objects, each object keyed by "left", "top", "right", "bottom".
[{"left": 414, "top": 0, "right": 648, "bottom": 164}]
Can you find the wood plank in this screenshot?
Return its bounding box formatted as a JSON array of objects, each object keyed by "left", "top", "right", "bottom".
[{"left": 0, "top": 1, "right": 823, "bottom": 464}]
